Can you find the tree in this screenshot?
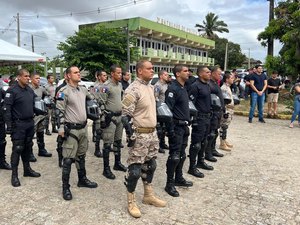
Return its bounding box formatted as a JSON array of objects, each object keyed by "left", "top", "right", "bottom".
[
  {"left": 258, "top": 0, "right": 300, "bottom": 78},
  {"left": 195, "top": 12, "right": 229, "bottom": 39},
  {"left": 208, "top": 37, "right": 246, "bottom": 69},
  {"left": 58, "top": 25, "right": 138, "bottom": 79}
]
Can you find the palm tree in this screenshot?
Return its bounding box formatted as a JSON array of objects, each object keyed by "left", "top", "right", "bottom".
[{"left": 195, "top": 12, "right": 229, "bottom": 39}]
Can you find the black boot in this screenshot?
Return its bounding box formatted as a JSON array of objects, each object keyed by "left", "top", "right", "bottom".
[
  {"left": 77, "top": 155, "right": 98, "bottom": 188},
  {"left": 11, "top": 150, "right": 21, "bottom": 187},
  {"left": 188, "top": 144, "right": 204, "bottom": 178},
  {"left": 45, "top": 129, "right": 51, "bottom": 136},
  {"left": 62, "top": 158, "right": 73, "bottom": 200},
  {"left": 23, "top": 161, "right": 41, "bottom": 177},
  {"left": 102, "top": 145, "right": 115, "bottom": 179},
  {"left": 92, "top": 121, "right": 97, "bottom": 142},
  {"left": 0, "top": 141, "right": 11, "bottom": 170},
  {"left": 94, "top": 140, "right": 103, "bottom": 158},
  {"left": 204, "top": 138, "right": 217, "bottom": 162},
  {"left": 175, "top": 156, "right": 193, "bottom": 187},
  {"left": 165, "top": 155, "right": 180, "bottom": 197},
  {"left": 56, "top": 135, "right": 63, "bottom": 168},
  {"left": 29, "top": 147, "right": 37, "bottom": 162},
  {"left": 196, "top": 158, "right": 214, "bottom": 170},
  {"left": 37, "top": 132, "right": 52, "bottom": 157},
  {"left": 211, "top": 137, "right": 224, "bottom": 157},
  {"left": 113, "top": 151, "right": 127, "bottom": 172},
  {"left": 52, "top": 123, "right": 58, "bottom": 133}
]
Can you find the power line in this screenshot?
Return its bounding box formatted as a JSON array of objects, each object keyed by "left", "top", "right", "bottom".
[
  {"left": 18, "top": 0, "right": 151, "bottom": 19},
  {"left": 1, "top": 16, "right": 16, "bottom": 34}
]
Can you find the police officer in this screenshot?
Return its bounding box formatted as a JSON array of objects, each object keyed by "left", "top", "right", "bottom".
[
  {"left": 100, "top": 65, "right": 126, "bottom": 179},
  {"left": 205, "top": 66, "right": 225, "bottom": 162},
  {"left": 0, "top": 87, "right": 11, "bottom": 170},
  {"left": 121, "top": 71, "right": 131, "bottom": 91},
  {"left": 56, "top": 66, "right": 98, "bottom": 201},
  {"left": 188, "top": 66, "right": 214, "bottom": 178},
  {"left": 122, "top": 60, "right": 166, "bottom": 218},
  {"left": 154, "top": 70, "right": 170, "bottom": 154},
  {"left": 164, "top": 65, "right": 193, "bottom": 197},
  {"left": 44, "top": 74, "right": 57, "bottom": 135},
  {"left": 54, "top": 73, "right": 68, "bottom": 167},
  {"left": 90, "top": 70, "right": 107, "bottom": 158},
  {"left": 29, "top": 73, "right": 52, "bottom": 161},
  {"left": 4, "top": 69, "right": 41, "bottom": 187}
]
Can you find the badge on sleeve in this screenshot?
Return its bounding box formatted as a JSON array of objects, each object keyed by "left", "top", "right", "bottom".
[
  {"left": 168, "top": 92, "right": 174, "bottom": 98},
  {"left": 100, "top": 87, "right": 109, "bottom": 93},
  {"left": 155, "top": 86, "right": 160, "bottom": 93},
  {"left": 190, "top": 94, "right": 195, "bottom": 100},
  {"left": 5, "top": 93, "right": 11, "bottom": 98},
  {"left": 56, "top": 92, "right": 65, "bottom": 100}
]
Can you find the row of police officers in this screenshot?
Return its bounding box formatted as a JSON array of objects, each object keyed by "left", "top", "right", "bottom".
[{"left": 1, "top": 61, "right": 233, "bottom": 219}]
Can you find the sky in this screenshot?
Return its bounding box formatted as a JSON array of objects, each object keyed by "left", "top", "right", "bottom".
[{"left": 0, "top": 0, "right": 281, "bottom": 63}]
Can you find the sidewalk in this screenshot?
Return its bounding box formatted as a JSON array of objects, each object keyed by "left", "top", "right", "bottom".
[{"left": 0, "top": 116, "right": 299, "bottom": 225}]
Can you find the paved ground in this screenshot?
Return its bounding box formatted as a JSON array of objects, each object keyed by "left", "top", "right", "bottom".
[{"left": 1, "top": 116, "right": 300, "bottom": 225}]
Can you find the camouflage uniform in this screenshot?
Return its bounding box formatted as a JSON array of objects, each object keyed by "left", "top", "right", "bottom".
[
  {"left": 56, "top": 84, "right": 97, "bottom": 200},
  {"left": 154, "top": 80, "right": 169, "bottom": 153},
  {"left": 99, "top": 79, "right": 126, "bottom": 179},
  {"left": 29, "top": 84, "right": 52, "bottom": 160}
]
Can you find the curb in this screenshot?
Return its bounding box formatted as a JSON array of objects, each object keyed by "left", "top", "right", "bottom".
[{"left": 234, "top": 111, "right": 291, "bottom": 120}]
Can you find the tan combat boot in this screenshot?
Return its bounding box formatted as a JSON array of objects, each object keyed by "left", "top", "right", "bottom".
[
  {"left": 219, "top": 140, "right": 231, "bottom": 151},
  {"left": 142, "top": 183, "right": 167, "bottom": 207},
  {"left": 225, "top": 140, "right": 233, "bottom": 148},
  {"left": 127, "top": 192, "right": 141, "bottom": 218}
]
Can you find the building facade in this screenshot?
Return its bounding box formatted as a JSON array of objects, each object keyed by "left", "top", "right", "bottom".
[{"left": 80, "top": 17, "right": 215, "bottom": 73}]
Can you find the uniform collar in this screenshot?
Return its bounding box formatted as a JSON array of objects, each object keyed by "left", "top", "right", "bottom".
[{"left": 137, "top": 77, "right": 149, "bottom": 85}]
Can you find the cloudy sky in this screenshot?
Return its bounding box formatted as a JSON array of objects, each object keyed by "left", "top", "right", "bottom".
[{"left": 0, "top": 0, "right": 280, "bottom": 63}]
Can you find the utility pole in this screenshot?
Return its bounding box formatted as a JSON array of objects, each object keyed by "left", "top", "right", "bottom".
[
  {"left": 31, "top": 35, "right": 35, "bottom": 52},
  {"left": 17, "top": 13, "right": 20, "bottom": 47},
  {"left": 267, "top": 0, "right": 274, "bottom": 56},
  {"left": 126, "top": 25, "right": 130, "bottom": 72},
  {"left": 248, "top": 48, "right": 251, "bottom": 69},
  {"left": 224, "top": 42, "right": 228, "bottom": 71}
]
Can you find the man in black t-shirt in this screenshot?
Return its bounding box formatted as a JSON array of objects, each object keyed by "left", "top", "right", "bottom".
[{"left": 267, "top": 71, "right": 282, "bottom": 117}]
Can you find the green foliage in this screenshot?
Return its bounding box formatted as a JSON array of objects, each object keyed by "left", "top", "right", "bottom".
[
  {"left": 258, "top": 0, "right": 300, "bottom": 79},
  {"left": 195, "top": 12, "right": 229, "bottom": 39},
  {"left": 58, "top": 25, "right": 138, "bottom": 79},
  {"left": 208, "top": 37, "right": 246, "bottom": 69},
  {"left": 264, "top": 55, "right": 285, "bottom": 74},
  {"left": 0, "top": 63, "right": 45, "bottom": 77}
]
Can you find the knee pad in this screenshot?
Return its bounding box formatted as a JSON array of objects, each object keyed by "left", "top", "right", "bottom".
[
  {"left": 141, "top": 158, "right": 157, "bottom": 183},
  {"left": 63, "top": 158, "right": 74, "bottom": 166},
  {"left": 168, "top": 154, "right": 180, "bottom": 164},
  {"left": 113, "top": 140, "right": 122, "bottom": 148},
  {"left": 12, "top": 140, "right": 25, "bottom": 154},
  {"left": 126, "top": 163, "right": 142, "bottom": 192}
]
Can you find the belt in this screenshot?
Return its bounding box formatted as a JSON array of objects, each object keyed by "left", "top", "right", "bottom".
[
  {"left": 135, "top": 127, "right": 155, "bottom": 133},
  {"left": 197, "top": 113, "right": 212, "bottom": 119},
  {"left": 15, "top": 117, "right": 34, "bottom": 122},
  {"left": 173, "top": 119, "right": 189, "bottom": 126},
  {"left": 65, "top": 122, "right": 87, "bottom": 130},
  {"left": 109, "top": 111, "right": 122, "bottom": 116}
]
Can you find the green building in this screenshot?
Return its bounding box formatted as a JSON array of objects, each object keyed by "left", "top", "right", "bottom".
[{"left": 80, "top": 17, "right": 215, "bottom": 73}]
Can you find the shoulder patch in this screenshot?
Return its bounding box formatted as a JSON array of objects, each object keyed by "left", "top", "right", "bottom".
[
  {"left": 100, "top": 87, "right": 109, "bottom": 93},
  {"left": 122, "top": 94, "right": 135, "bottom": 108},
  {"left": 168, "top": 92, "right": 174, "bottom": 98},
  {"left": 5, "top": 93, "right": 11, "bottom": 98},
  {"left": 56, "top": 92, "right": 65, "bottom": 100},
  {"left": 154, "top": 86, "right": 160, "bottom": 93}
]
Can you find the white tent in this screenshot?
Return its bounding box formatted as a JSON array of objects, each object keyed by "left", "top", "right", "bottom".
[{"left": 0, "top": 39, "right": 46, "bottom": 66}]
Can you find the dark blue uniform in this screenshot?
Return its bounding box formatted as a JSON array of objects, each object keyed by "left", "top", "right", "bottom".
[
  {"left": 0, "top": 88, "right": 11, "bottom": 169},
  {"left": 164, "top": 80, "right": 192, "bottom": 196},
  {"left": 4, "top": 83, "right": 40, "bottom": 187},
  {"left": 206, "top": 79, "right": 225, "bottom": 161},
  {"left": 188, "top": 78, "right": 213, "bottom": 177}
]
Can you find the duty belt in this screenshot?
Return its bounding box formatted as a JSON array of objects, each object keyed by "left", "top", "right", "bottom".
[
  {"left": 110, "top": 111, "right": 122, "bottom": 117},
  {"left": 65, "top": 122, "right": 87, "bottom": 130},
  {"left": 135, "top": 127, "right": 155, "bottom": 133},
  {"left": 173, "top": 119, "right": 189, "bottom": 126},
  {"left": 197, "top": 113, "right": 212, "bottom": 119}
]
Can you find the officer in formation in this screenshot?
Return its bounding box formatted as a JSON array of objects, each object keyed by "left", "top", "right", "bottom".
[
  {"left": 4, "top": 69, "right": 41, "bottom": 187},
  {"left": 154, "top": 70, "right": 170, "bottom": 153},
  {"left": 188, "top": 66, "right": 214, "bottom": 178},
  {"left": 29, "top": 73, "right": 52, "bottom": 161},
  {"left": 54, "top": 72, "right": 68, "bottom": 167},
  {"left": 122, "top": 60, "right": 166, "bottom": 218},
  {"left": 56, "top": 66, "right": 98, "bottom": 200},
  {"left": 164, "top": 65, "right": 193, "bottom": 197},
  {"left": 97, "top": 65, "right": 127, "bottom": 179},
  {"left": 0, "top": 87, "right": 11, "bottom": 170},
  {"left": 205, "top": 66, "right": 225, "bottom": 163},
  {"left": 90, "top": 70, "right": 107, "bottom": 158},
  {"left": 44, "top": 74, "right": 58, "bottom": 135},
  {"left": 121, "top": 71, "right": 131, "bottom": 91}
]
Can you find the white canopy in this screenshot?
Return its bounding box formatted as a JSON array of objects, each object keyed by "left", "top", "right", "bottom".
[{"left": 0, "top": 39, "right": 46, "bottom": 66}]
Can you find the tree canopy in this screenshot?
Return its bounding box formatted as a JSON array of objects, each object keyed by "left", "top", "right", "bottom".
[
  {"left": 195, "top": 12, "right": 229, "bottom": 39},
  {"left": 58, "top": 25, "right": 138, "bottom": 78},
  {"left": 258, "top": 0, "right": 300, "bottom": 77}
]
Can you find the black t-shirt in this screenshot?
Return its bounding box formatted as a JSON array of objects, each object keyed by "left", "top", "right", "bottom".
[
  {"left": 165, "top": 80, "right": 190, "bottom": 121},
  {"left": 189, "top": 79, "right": 211, "bottom": 114},
  {"left": 267, "top": 78, "right": 282, "bottom": 94},
  {"left": 250, "top": 73, "right": 267, "bottom": 91},
  {"left": 185, "top": 76, "right": 196, "bottom": 90}
]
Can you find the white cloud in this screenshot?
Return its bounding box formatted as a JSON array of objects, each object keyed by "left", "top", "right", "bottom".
[{"left": 0, "top": 0, "right": 276, "bottom": 62}]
